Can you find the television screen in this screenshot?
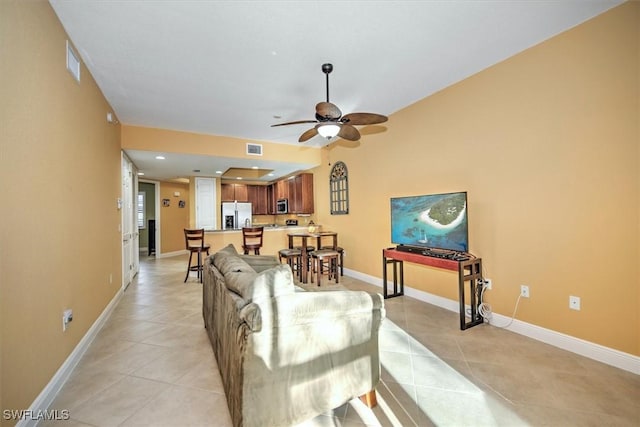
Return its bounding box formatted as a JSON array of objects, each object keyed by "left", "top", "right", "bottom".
[{"left": 390, "top": 191, "right": 468, "bottom": 252}]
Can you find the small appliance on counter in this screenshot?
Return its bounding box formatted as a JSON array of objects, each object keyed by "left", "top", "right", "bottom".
[{"left": 285, "top": 219, "right": 298, "bottom": 226}]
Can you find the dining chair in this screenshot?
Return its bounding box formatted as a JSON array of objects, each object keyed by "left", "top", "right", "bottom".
[
  {"left": 184, "top": 229, "right": 211, "bottom": 283},
  {"left": 242, "top": 227, "right": 264, "bottom": 255}
]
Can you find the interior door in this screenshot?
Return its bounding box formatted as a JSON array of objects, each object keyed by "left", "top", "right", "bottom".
[
  {"left": 121, "top": 153, "right": 136, "bottom": 289},
  {"left": 196, "top": 177, "right": 216, "bottom": 229}
]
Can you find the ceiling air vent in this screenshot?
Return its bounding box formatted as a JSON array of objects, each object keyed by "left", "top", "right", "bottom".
[{"left": 246, "top": 143, "right": 263, "bottom": 156}]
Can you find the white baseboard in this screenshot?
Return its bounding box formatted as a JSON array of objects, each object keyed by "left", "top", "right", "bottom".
[
  {"left": 18, "top": 289, "right": 124, "bottom": 427},
  {"left": 344, "top": 268, "right": 640, "bottom": 375},
  {"left": 157, "top": 249, "right": 188, "bottom": 258}
]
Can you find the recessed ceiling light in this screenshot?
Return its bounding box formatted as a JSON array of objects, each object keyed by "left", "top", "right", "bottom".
[
  {"left": 137, "top": 172, "right": 145, "bottom": 176},
  {"left": 251, "top": 166, "right": 258, "bottom": 169},
  {"left": 268, "top": 173, "right": 274, "bottom": 177},
  {"left": 215, "top": 170, "right": 222, "bottom": 174},
  {"left": 236, "top": 177, "right": 242, "bottom": 180},
  {"left": 155, "top": 155, "right": 165, "bottom": 160}
]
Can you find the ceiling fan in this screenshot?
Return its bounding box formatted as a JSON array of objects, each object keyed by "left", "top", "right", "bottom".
[{"left": 271, "top": 63, "right": 388, "bottom": 142}]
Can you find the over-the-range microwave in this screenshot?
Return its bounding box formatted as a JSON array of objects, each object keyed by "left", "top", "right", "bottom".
[{"left": 276, "top": 198, "right": 288, "bottom": 214}]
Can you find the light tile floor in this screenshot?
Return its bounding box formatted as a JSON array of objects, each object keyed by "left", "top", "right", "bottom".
[{"left": 46, "top": 254, "right": 639, "bottom": 426}]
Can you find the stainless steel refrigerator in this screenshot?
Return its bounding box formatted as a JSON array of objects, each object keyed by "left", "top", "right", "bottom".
[{"left": 221, "top": 201, "right": 252, "bottom": 230}]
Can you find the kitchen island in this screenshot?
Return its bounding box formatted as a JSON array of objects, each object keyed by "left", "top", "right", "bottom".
[{"left": 204, "top": 226, "right": 308, "bottom": 257}]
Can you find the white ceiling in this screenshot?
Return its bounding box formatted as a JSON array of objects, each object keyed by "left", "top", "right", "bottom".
[{"left": 49, "top": 0, "right": 622, "bottom": 181}]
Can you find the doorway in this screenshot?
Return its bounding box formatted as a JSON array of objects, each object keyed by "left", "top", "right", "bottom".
[{"left": 139, "top": 180, "right": 160, "bottom": 258}]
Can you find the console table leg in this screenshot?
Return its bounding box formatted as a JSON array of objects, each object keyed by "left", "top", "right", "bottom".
[{"left": 382, "top": 249, "right": 404, "bottom": 299}]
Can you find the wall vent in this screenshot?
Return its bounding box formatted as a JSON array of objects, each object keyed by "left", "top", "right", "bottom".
[
  {"left": 246, "top": 143, "right": 263, "bottom": 156},
  {"left": 66, "top": 40, "right": 80, "bottom": 82}
]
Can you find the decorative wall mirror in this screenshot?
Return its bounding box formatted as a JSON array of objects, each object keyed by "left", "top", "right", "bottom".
[{"left": 330, "top": 161, "right": 349, "bottom": 215}]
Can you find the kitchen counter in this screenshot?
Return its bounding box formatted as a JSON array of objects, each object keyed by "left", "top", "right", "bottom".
[
  {"left": 204, "top": 225, "right": 307, "bottom": 233},
  {"left": 203, "top": 226, "right": 309, "bottom": 256}
]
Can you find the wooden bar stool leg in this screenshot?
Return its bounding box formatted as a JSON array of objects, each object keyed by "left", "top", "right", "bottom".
[{"left": 185, "top": 251, "right": 194, "bottom": 282}]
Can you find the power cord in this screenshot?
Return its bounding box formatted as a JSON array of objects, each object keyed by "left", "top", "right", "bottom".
[
  {"left": 463, "top": 265, "right": 523, "bottom": 328},
  {"left": 477, "top": 282, "right": 492, "bottom": 320},
  {"left": 474, "top": 279, "right": 523, "bottom": 328}
]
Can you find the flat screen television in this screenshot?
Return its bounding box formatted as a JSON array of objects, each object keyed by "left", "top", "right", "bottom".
[{"left": 390, "top": 191, "right": 469, "bottom": 252}]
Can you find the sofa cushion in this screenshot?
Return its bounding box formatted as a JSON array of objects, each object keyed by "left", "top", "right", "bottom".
[
  {"left": 213, "top": 250, "right": 256, "bottom": 276},
  {"left": 226, "top": 264, "right": 295, "bottom": 302},
  {"left": 238, "top": 254, "right": 280, "bottom": 273},
  {"left": 217, "top": 243, "right": 239, "bottom": 256}
]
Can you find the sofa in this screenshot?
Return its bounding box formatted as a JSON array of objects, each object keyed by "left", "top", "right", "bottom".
[{"left": 202, "top": 244, "right": 385, "bottom": 427}]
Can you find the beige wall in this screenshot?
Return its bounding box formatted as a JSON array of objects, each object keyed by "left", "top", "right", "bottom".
[
  {"left": 121, "top": 125, "right": 322, "bottom": 166},
  {"left": 159, "top": 181, "right": 191, "bottom": 253},
  {"left": 311, "top": 2, "right": 639, "bottom": 355},
  {"left": 0, "top": 0, "right": 123, "bottom": 421}
]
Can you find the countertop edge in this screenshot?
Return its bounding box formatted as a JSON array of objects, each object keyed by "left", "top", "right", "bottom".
[{"left": 204, "top": 226, "right": 309, "bottom": 233}]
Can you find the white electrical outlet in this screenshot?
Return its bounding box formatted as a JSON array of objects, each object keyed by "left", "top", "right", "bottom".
[
  {"left": 569, "top": 296, "right": 581, "bottom": 311},
  {"left": 484, "top": 278, "right": 492, "bottom": 290},
  {"left": 520, "top": 285, "right": 530, "bottom": 298}
]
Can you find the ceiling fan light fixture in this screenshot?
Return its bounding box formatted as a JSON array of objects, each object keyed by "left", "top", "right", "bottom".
[{"left": 317, "top": 123, "right": 340, "bottom": 139}]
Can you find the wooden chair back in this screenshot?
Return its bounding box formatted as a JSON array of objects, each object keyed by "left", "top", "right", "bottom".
[
  {"left": 184, "top": 228, "right": 206, "bottom": 250},
  {"left": 242, "top": 227, "right": 264, "bottom": 255}
]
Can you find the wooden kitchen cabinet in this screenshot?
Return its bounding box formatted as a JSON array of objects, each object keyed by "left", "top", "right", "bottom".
[
  {"left": 267, "top": 184, "right": 275, "bottom": 214},
  {"left": 289, "top": 173, "right": 314, "bottom": 214},
  {"left": 247, "top": 185, "right": 269, "bottom": 214},
  {"left": 221, "top": 183, "right": 248, "bottom": 202},
  {"left": 274, "top": 180, "right": 289, "bottom": 201}
]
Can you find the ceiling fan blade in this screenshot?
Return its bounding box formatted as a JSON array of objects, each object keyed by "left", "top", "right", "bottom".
[
  {"left": 315, "top": 102, "right": 342, "bottom": 120},
  {"left": 337, "top": 124, "right": 360, "bottom": 141},
  {"left": 341, "top": 112, "right": 388, "bottom": 126},
  {"left": 298, "top": 127, "right": 318, "bottom": 142},
  {"left": 271, "top": 120, "right": 318, "bottom": 127}
]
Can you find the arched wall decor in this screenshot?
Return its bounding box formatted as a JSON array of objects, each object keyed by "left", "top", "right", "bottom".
[{"left": 329, "top": 161, "right": 349, "bottom": 215}]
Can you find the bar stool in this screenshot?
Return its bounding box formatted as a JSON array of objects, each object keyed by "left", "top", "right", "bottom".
[
  {"left": 184, "top": 228, "right": 211, "bottom": 283},
  {"left": 310, "top": 249, "right": 340, "bottom": 286},
  {"left": 242, "top": 227, "right": 264, "bottom": 255},
  {"left": 278, "top": 248, "right": 302, "bottom": 280},
  {"left": 321, "top": 245, "right": 344, "bottom": 276}
]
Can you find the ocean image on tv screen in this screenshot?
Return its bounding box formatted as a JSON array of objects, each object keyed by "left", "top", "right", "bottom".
[{"left": 390, "top": 192, "right": 468, "bottom": 252}]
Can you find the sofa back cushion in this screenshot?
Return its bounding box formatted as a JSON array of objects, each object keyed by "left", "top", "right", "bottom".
[
  {"left": 213, "top": 250, "right": 256, "bottom": 276},
  {"left": 225, "top": 264, "right": 295, "bottom": 302}
]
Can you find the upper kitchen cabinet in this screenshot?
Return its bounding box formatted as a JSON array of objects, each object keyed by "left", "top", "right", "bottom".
[
  {"left": 274, "top": 180, "right": 289, "bottom": 201},
  {"left": 247, "top": 185, "right": 269, "bottom": 215},
  {"left": 289, "top": 173, "right": 314, "bottom": 214},
  {"left": 221, "top": 183, "right": 248, "bottom": 202}
]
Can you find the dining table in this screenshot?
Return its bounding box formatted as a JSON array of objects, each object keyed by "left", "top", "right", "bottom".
[{"left": 287, "top": 231, "right": 338, "bottom": 284}]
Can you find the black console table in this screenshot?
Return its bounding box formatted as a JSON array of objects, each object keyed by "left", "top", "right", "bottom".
[{"left": 382, "top": 247, "right": 484, "bottom": 330}]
